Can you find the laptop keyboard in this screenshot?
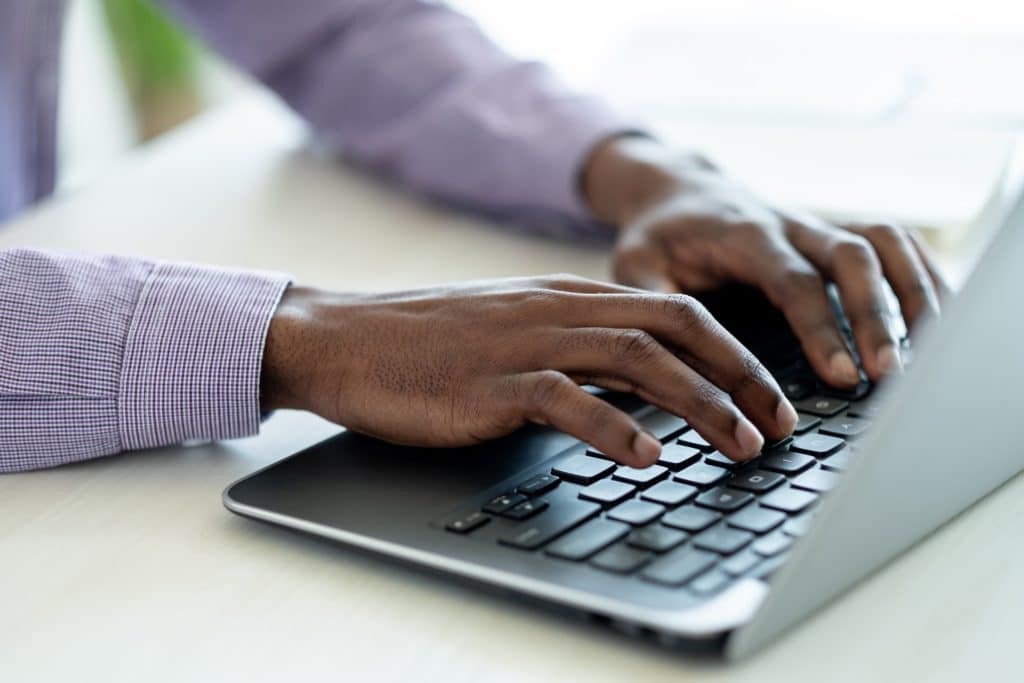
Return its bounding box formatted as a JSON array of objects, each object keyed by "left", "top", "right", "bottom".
[{"left": 440, "top": 356, "right": 886, "bottom": 598}]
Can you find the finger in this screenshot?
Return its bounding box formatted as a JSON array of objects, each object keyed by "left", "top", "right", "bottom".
[
  {"left": 844, "top": 223, "right": 940, "bottom": 331},
  {"left": 548, "top": 320, "right": 797, "bottom": 452},
  {"left": 787, "top": 217, "right": 902, "bottom": 380},
  {"left": 905, "top": 227, "right": 955, "bottom": 301},
  {"left": 514, "top": 370, "right": 662, "bottom": 467},
  {"left": 613, "top": 242, "right": 680, "bottom": 294}
]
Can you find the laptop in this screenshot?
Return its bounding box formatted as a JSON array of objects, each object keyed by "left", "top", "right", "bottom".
[{"left": 223, "top": 189, "right": 1024, "bottom": 660}]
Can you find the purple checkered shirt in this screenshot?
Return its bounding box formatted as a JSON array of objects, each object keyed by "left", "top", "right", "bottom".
[{"left": 0, "top": 0, "right": 628, "bottom": 471}]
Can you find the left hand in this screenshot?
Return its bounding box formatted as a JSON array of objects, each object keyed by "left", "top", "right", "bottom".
[{"left": 582, "top": 135, "right": 952, "bottom": 388}]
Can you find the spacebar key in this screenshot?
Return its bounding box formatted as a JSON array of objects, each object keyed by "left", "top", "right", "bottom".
[{"left": 499, "top": 499, "right": 601, "bottom": 550}]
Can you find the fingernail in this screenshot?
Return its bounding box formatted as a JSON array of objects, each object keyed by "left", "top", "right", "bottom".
[
  {"left": 776, "top": 399, "right": 798, "bottom": 434},
  {"left": 876, "top": 344, "right": 903, "bottom": 375},
  {"left": 734, "top": 420, "right": 764, "bottom": 459},
  {"left": 632, "top": 431, "right": 662, "bottom": 463},
  {"left": 829, "top": 352, "right": 860, "bottom": 385}
]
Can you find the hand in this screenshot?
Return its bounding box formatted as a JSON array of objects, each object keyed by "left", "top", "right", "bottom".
[
  {"left": 583, "top": 136, "right": 952, "bottom": 387},
  {"left": 260, "top": 277, "right": 798, "bottom": 465}
]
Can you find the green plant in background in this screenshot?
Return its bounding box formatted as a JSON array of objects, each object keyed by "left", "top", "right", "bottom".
[{"left": 100, "top": 0, "right": 204, "bottom": 140}]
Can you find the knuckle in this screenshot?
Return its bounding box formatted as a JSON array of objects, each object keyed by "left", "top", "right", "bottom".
[
  {"left": 864, "top": 223, "right": 903, "bottom": 244},
  {"left": 831, "top": 236, "right": 877, "bottom": 267},
  {"left": 684, "top": 379, "right": 728, "bottom": 417},
  {"left": 771, "top": 265, "right": 823, "bottom": 300},
  {"left": 612, "top": 329, "right": 660, "bottom": 363},
  {"left": 529, "top": 371, "right": 571, "bottom": 408},
  {"left": 662, "top": 293, "right": 710, "bottom": 330},
  {"left": 736, "top": 352, "right": 770, "bottom": 393},
  {"left": 542, "top": 272, "right": 587, "bottom": 290}
]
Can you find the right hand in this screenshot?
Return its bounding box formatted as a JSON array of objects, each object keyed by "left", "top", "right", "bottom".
[{"left": 260, "top": 275, "right": 798, "bottom": 466}]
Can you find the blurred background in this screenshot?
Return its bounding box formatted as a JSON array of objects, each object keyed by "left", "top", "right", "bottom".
[{"left": 59, "top": 0, "right": 1024, "bottom": 245}]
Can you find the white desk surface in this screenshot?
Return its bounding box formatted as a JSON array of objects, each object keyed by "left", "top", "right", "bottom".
[{"left": 2, "top": 96, "right": 1022, "bottom": 682}]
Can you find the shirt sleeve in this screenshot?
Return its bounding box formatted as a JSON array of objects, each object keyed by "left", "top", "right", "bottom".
[
  {"left": 0, "top": 248, "right": 290, "bottom": 473},
  {"left": 158, "top": 0, "right": 636, "bottom": 240}
]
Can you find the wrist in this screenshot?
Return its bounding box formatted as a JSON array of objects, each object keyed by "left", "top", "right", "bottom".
[
  {"left": 260, "top": 285, "right": 325, "bottom": 413},
  {"left": 582, "top": 135, "right": 718, "bottom": 228}
]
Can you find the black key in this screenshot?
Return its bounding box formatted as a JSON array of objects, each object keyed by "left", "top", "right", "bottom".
[
  {"left": 641, "top": 480, "right": 697, "bottom": 507},
  {"left": 727, "top": 469, "right": 785, "bottom": 493},
  {"left": 820, "top": 416, "right": 871, "bottom": 439},
  {"left": 678, "top": 431, "right": 714, "bottom": 452},
  {"left": 760, "top": 486, "right": 818, "bottom": 513},
  {"left": 824, "top": 379, "right": 872, "bottom": 401},
  {"left": 445, "top": 511, "right": 489, "bottom": 534},
  {"left": 794, "top": 413, "right": 822, "bottom": 435},
  {"left": 793, "top": 396, "right": 849, "bottom": 417},
  {"left": 752, "top": 530, "right": 793, "bottom": 557},
  {"left": 502, "top": 498, "right": 548, "bottom": 520},
  {"left": 590, "top": 543, "right": 652, "bottom": 574},
  {"left": 692, "top": 525, "right": 754, "bottom": 554},
  {"left": 657, "top": 444, "right": 702, "bottom": 470},
  {"left": 695, "top": 486, "right": 754, "bottom": 512},
  {"left": 782, "top": 513, "right": 815, "bottom": 537},
  {"left": 627, "top": 525, "right": 688, "bottom": 552},
  {"left": 641, "top": 547, "right": 718, "bottom": 586},
  {"left": 607, "top": 500, "right": 665, "bottom": 526},
  {"left": 517, "top": 473, "right": 559, "bottom": 496},
  {"left": 848, "top": 400, "right": 881, "bottom": 419},
  {"left": 727, "top": 505, "right": 786, "bottom": 534},
  {"left": 499, "top": 499, "right": 600, "bottom": 550},
  {"left": 781, "top": 376, "right": 816, "bottom": 400},
  {"left": 661, "top": 505, "right": 721, "bottom": 532},
  {"left": 705, "top": 451, "right": 743, "bottom": 469},
  {"left": 790, "top": 433, "right": 845, "bottom": 457},
  {"left": 613, "top": 464, "right": 668, "bottom": 488},
  {"left": 483, "top": 493, "right": 526, "bottom": 514},
  {"left": 792, "top": 468, "right": 841, "bottom": 492},
  {"left": 759, "top": 451, "right": 815, "bottom": 475},
  {"left": 720, "top": 549, "right": 761, "bottom": 576},
  {"left": 546, "top": 518, "right": 630, "bottom": 561},
  {"left": 675, "top": 462, "right": 729, "bottom": 487},
  {"left": 821, "top": 449, "right": 852, "bottom": 472},
  {"left": 764, "top": 435, "right": 794, "bottom": 452},
  {"left": 579, "top": 479, "right": 636, "bottom": 506},
  {"left": 552, "top": 454, "right": 615, "bottom": 484},
  {"left": 639, "top": 409, "right": 690, "bottom": 442},
  {"left": 689, "top": 568, "right": 732, "bottom": 595}
]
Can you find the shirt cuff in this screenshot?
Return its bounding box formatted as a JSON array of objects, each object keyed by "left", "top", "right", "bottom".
[{"left": 118, "top": 262, "right": 290, "bottom": 450}]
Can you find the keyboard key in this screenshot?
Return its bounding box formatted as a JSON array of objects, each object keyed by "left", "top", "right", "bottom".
[
  {"left": 639, "top": 409, "right": 691, "bottom": 442},
  {"left": 483, "top": 493, "right": 526, "bottom": 514},
  {"left": 661, "top": 505, "right": 721, "bottom": 532},
  {"left": 516, "top": 473, "right": 559, "bottom": 496},
  {"left": 821, "top": 449, "right": 852, "bottom": 472},
  {"left": 689, "top": 568, "right": 732, "bottom": 595},
  {"left": 579, "top": 479, "right": 636, "bottom": 506},
  {"left": 793, "top": 396, "right": 849, "bottom": 417},
  {"left": 445, "top": 511, "right": 489, "bottom": 534},
  {"left": 848, "top": 400, "right": 881, "bottom": 419},
  {"left": 657, "top": 444, "right": 702, "bottom": 470},
  {"left": 642, "top": 548, "right": 719, "bottom": 586},
  {"left": 502, "top": 498, "right": 548, "bottom": 520},
  {"left": 678, "top": 431, "right": 714, "bottom": 452},
  {"left": 781, "top": 376, "right": 816, "bottom": 400},
  {"left": 820, "top": 416, "right": 871, "bottom": 439},
  {"left": 759, "top": 451, "right": 815, "bottom": 475},
  {"left": 782, "top": 513, "right": 815, "bottom": 537},
  {"left": 692, "top": 525, "right": 754, "bottom": 554},
  {"left": 823, "top": 380, "right": 871, "bottom": 401},
  {"left": 590, "top": 543, "right": 652, "bottom": 574},
  {"left": 627, "top": 525, "right": 688, "bottom": 552},
  {"left": 499, "top": 499, "right": 600, "bottom": 550},
  {"left": 790, "top": 433, "right": 845, "bottom": 457},
  {"left": 720, "top": 549, "right": 761, "bottom": 576},
  {"left": 675, "top": 462, "right": 729, "bottom": 487},
  {"left": 607, "top": 499, "right": 666, "bottom": 526},
  {"left": 751, "top": 553, "right": 790, "bottom": 581},
  {"left": 794, "top": 413, "right": 822, "bottom": 435},
  {"left": 695, "top": 487, "right": 754, "bottom": 512},
  {"left": 727, "top": 506, "right": 786, "bottom": 534},
  {"left": 705, "top": 451, "right": 743, "bottom": 469},
  {"left": 752, "top": 530, "right": 793, "bottom": 557},
  {"left": 613, "top": 464, "right": 668, "bottom": 488},
  {"left": 726, "top": 469, "right": 785, "bottom": 493},
  {"left": 546, "top": 518, "right": 630, "bottom": 561},
  {"left": 792, "top": 468, "right": 841, "bottom": 493},
  {"left": 641, "top": 480, "right": 697, "bottom": 507},
  {"left": 760, "top": 486, "right": 818, "bottom": 513},
  {"left": 552, "top": 455, "right": 615, "bottom": 484}
]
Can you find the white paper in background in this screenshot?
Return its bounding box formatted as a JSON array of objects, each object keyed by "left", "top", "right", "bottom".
[{"left": 654, "top": 121, "right": 1014, "bottom": 236}]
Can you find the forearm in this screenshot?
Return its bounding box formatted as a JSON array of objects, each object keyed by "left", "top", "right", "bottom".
[{"left": 0, "top": 249, "right": 288, "bottom": 472}]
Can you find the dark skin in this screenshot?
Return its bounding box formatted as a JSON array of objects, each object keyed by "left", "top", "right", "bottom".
[{"left": 261, "top": 135, "right": 950, "bottom": 466}]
